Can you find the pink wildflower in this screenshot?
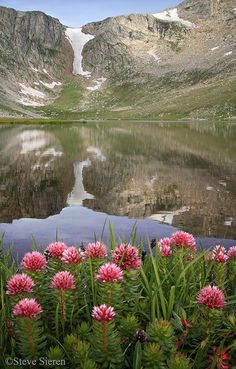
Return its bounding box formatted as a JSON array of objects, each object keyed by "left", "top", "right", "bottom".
[
  {"left": 228, "top": 246, "right": 236, "bottom": 260},
  {"left": 84, "top": 242, "right": 107, "bottom": 260},
  {"left": 212, "top": 245, "right": 228, "bottom": 263},
  {"left": 92, "top": 304, "right": 115, "bottom": 322},
  {"left": 13, "top": 298, "right": 43, "bottom": 318},
  {"left": 112, "top": 243, "right": 142, "bottom": 270},
  {"left": 51, "top": 271, "right": 75, "bottom": 290},
  {"left": 21, "top": 251, "right": 46, "bottom": 272},
  {"left": 61, "top": 247, "right": 81, "bottom": 264},
  {"left": 197, "top": 285, "right": 225, "bottom": 310},
  {"left": 207, "top": 347, "right": 230, "bottom": 369},
  {"left": 45, "top": 242, "right": 68, "bottom": 259},
  {"left": 159, "top": 238, "right": 171, "bottom": 248},
  {"left": 6, "top": 274, "right": 35, "bottom": 296},
  {"left": 171, "top": 231, "right": 196, "bottom": 252},
  {"left": 96, "top": 263, "right": 123, "bottom": 283}
]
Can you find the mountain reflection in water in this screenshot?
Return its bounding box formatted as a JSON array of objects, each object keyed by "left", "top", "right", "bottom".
[{"left": 0, "top": 121, "right": 235, "bottom": 244}]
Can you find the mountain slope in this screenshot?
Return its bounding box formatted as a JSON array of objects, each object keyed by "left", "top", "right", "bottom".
[{"left": 0, "top": 0, "right": 235, "bottom": 120}]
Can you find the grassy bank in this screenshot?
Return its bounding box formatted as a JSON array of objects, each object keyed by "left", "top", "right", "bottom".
[{"left": 0, "top": 229, "right": 236, "bottom": 369}]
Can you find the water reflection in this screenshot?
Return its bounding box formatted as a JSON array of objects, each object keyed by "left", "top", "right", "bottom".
[{"left": 0, "top": 121, "right": 235, "bottom": 240}]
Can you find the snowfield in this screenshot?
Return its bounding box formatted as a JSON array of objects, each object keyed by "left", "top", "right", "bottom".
[
  {"left": 153, "top": 8, "right": 194, "bottom": 28},
  {"left": 19, "top": 83, "right": 45, "bottom": 99},
  {"left": 65, "top": 27, "right": 94, "bottom": 76},
  {"left": 223, "top": 51, "right": 233, "bottom": 57},
  {"left": 39, "top": 81, "right": 62, "bottom": 89},
  {"left": 18, "top": 83, "right": 46, "bottom": 107}
]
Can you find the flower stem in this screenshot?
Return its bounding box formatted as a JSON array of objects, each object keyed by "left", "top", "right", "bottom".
[
  {"left": 102, "top": 322, "right": 107, "bottom": 353},
  {"left": 59, "top": 289, "right": 66, "bottom": 320},
  {"left": 26, "top": 318, "right": 35, "bottom": 357}
]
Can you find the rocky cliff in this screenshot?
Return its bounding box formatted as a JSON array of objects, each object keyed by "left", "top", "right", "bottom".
[{"left": 0, "top": 0, "right": 235, "bottom": 119}]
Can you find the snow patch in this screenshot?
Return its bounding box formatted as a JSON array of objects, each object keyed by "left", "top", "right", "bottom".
[
  {"left": 224, "top": 217, "right": 234, "bottom": 227},
  {"left": 40, "top": 148, "right": 63, "bottom": 157},
  {"left": 43, "top": 68, "right": 50, "bottom": 75},
  {"left": 87, "top": 78, "right": 107, "bottom": 91},
  {"left": 223, "top": 51, "right": 232, "bottom": 57},
  {"left": 31, "top": 66, "right": 39, "bottom": 72},
  {"left": 147, "top": 49, "right": 161, "bottom": 62},
  {"left": 67, "top": 160, "right": 95, "bottom": 206},
  {"left": 20, "top": 130, "right": 47, "bottom": 154},
  {"left": 18, "top": 98, "right": 45, "bottom": 107},
  {"left": 210, "top": 46, "right": 220, "bottom": 51},
  {"left": 87, "top": 147, "right": 106, "bottom": 161},
  {"left": 39, "top": 81, "right": 62, "bottom": 89},
  {"left": 65, "top": 27, "right": 94, "bottom": 76},
  {"left": 206, "top": 186, "right": 214, "bottom": 191},
  {"left": 19, "top": 83, "right": 45, "bottom": 99},
  {"left": 149, "top": 206, "right": 190, "bottom": 225},
  {"left": 153, "top": 8, "right": 194, "bottom": 28}
]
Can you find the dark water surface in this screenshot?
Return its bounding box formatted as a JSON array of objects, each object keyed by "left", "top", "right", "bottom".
[{"left": 0, "top": 121, "right": 235, "bottom": 256}]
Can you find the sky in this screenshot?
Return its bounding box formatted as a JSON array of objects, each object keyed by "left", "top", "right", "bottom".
[{"left": 0, "top": 0, "right": 181, "bottom": 27}]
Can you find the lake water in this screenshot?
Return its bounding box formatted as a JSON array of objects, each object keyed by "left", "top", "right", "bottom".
[{"left": 0, "top": 121, "right": 235, "bottom": 257}]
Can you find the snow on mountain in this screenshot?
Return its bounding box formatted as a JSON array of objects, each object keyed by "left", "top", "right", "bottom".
[
  {"left": 87, "top": 78, "right": 107, "bottom": 91},
  {"left": 65, "top": 27, "right": 94, "bottom": 76},
  {"left": 153, "top": 8, "right": 194, "bottom": 28}
]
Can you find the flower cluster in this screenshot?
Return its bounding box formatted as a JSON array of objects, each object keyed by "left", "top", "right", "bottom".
[
  {"left": 61, "top": 246, "right": 81, "bottom": 264},
  {"left": 6, "top": 274, "right": 35, "bottom": 296},
  {"left": 84, "top": 242, "right": 108, "bottom": 260},
  {"left": 171, "top": 231, "right": 196, "bottom": 252},
  {"left": 207, "top": 347, "right": 230, "bottom": 369},
  {"left": 158, "top": 238, "right": 172, "bottom": 257},
  {"left": 112, "top": 243, "right": 142, "bottom": 270},
  {"left": 212, "top": 245, "right": 228, "bottom": 263},
  {"left": 228, "top": 246, "right": 236, "bottom": 260},
  {"left": 45, "top": 242, "right": 68, "bottom": 259},
  {"left": 96, "top": 263, "right": 123, "bottom": 283},
  {"left": 197, "top": 285, "right": 225, "bottom": 310},
  {"left": 51, "top": 271, "right": 75, "bottom": 290},
  {"left": 13, "top": 298, "right": 43, "bottom": 318},
  {"left": 92, "top": 304, "right": 115, "bottom": 322},
  {"left": 21, "top": 251, "right": 46, "bottom": 272}
]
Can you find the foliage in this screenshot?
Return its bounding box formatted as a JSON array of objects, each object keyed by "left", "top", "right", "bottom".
[{"left": 0, "top": 231, "right": 236, "bottom": 369}]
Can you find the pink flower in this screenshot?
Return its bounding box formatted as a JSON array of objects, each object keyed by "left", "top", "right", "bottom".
[
  {"left": 45, "top": 242, "right": 68, "bottom": 259},
  {"left": 13, "top": 298, "right": 43, "bottom": 318},
  {"left": 112, "top": 243, "right": 142, "bottom": 270},
  {"left": 212, "top": 245, "right": 228, "bottom": 263},
  {"left": 158, "top": 239, "right": 172, "bottom": 257},
  {"left": 92, "top": 304, "right": 115, "bottom": 322},
  {"left": 84, "top": 242, "right": 107, "bottom": 260},
  {"left": 207, "top": 347, "right": 230, "bottom": 369},
  {"left": 159, "top": 238, "right": 171, "bottom": 248},
  {"left": 51, "top": 271, "right": 75, "bottom": 290},
  {"left": 21, "top": 251, "right": 46, "bottom": 272},
  {"left": 61, "top": 247, "right": 81, "bottom": 264},
  {"left": 96, "top": 263, "right": 123, "bottom": 283},
  {"left": 197, "top": 286, "right": 225, "bottom": 310},
  {"left": 228, "top": 246, "right": 236, "bottom": 260},
  {"left": 6, "top": 274, "right": 35, "bottom": 296},
  {"left": 171, "top": 231, "right": 196, "bottom": 252}
]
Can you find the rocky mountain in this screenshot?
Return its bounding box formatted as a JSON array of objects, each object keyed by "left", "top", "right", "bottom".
[{"left": 0, "top": 0, "right": 235, "bottom": 120}]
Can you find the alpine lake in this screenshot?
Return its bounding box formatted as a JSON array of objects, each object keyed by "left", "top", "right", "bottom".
[{"left": 0, "top": 120, "right": 235, "bottom": 258}]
